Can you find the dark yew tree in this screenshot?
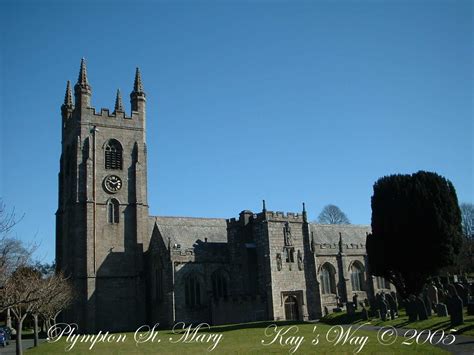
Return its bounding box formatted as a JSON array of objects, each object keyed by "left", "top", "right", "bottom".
[{"left": 366, "top": 171, "right": 463, "bottom": 299}]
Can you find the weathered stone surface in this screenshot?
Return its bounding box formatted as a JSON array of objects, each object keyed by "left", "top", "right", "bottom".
[{"left": 56, "top": 62, "right": 396, "bottom": 332}]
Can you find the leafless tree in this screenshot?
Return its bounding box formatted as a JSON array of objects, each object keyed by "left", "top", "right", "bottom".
[
  {"left": 0, "top": 199, "right": 22, "bottom": 235},
  {"left": 0, "top": 201, "right": 34, "bottom": 311},
  {"left": 3, "top": 267, "right": 43, "bottom": 355},
  {"left": 317, "top": 204, "right": 350, "bottom": 225},
  {"left": 34, "top": 273, "right": 74, "bottom": 345}
]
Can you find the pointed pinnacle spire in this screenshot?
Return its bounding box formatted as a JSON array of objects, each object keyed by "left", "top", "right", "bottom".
[
  {"left": 302, "top": 202, "right": 307, "bottom": 222},
  {"left": 64, "top": 80, "right": 73, "bottom": 107},
  {"left": 133, "top": 67, "right": 144, "bottom": 93},
  {"left": 77, "top": 58, "right": 89, "bottom": 86},
  {"left": 114, "top": 89, "right": 124, "bottom": 112},
  {"left": 262, "top": 199, "right": 267, "bottom": 213}
]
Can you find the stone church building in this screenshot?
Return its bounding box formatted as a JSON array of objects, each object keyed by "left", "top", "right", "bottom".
[{"left": 56, "top": 60, "right": 393, "bottom": 333}]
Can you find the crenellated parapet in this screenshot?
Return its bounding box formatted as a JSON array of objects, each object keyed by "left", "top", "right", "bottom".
[{"left": 62, "top": 59, "right": 147, "bottom": 134}]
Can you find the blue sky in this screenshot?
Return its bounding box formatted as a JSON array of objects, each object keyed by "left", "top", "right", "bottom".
[{"left": 1, "top": 0, "right": 472, "bottom": 263}]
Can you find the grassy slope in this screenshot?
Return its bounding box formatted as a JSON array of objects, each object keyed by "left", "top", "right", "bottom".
[
  {"left": 26, "top": 321, "right": 447, "bottom": 354},
  {"left": 322, "top": 309, "right": 474, "bottom": 337}
]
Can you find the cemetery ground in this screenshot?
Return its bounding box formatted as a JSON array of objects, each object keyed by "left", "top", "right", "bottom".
[
  {"left": 321, "top": 308, "right": 474, "bottom": 337},
  {"left": 23, "top": 320, "right": 449, "bottom": 354}
]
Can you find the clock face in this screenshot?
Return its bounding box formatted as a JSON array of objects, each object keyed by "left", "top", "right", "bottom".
[{"left": 104, "top": 175, "right": 122, "bottom": 193}]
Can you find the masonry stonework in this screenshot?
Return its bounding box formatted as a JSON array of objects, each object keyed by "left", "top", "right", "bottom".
[{"left": 56, "top": 61, "right": 394, "bottom": 333}]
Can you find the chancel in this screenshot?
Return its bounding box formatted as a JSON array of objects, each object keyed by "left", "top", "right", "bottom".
[{"left": 56, "top": 60, "right": 395, "bottom": 333}]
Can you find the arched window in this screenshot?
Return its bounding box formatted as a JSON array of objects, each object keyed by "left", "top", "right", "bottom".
[
  {"left": 185, "top": 274, "right": 201, "bottom": 307},
  {"left": 350, "top": 262, "right": 365, "bottom": 291},
  {"left": 320, "top": 263, "right": 336, "bottom": 294},
  {"left": 212, "top": 271, "right": 228, "bottom": 299},
  {"left": 376, "top": 276, "right": 389, "bottom": 289},
  {"left": 107, "top": 199, "right": 119, "bottom": 224},
  {"left": 105, "top": 139, "right": 123, "bottom": 170}
]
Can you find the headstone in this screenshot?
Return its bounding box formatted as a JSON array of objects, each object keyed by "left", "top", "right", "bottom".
[
  {"left": 447, "top": 285, "right": 464, "bottom": 327},
  {"left": 423, "top": 291, "right": 432, "bottom": 317},
  {"left": 352, "top": 294, "right": 359, "bottom": 310},
  {"left": 361, "top": 307, "right": 369, "bottom": 320},
  {"left": 436, "top": 303, "right": 448, "bottom": 317},
  {"left": 455, "top": 283, "right": 468, "bottom": 306},
  {"left": 377, "top": 293, "right": 388, "bottom": 321},
  {"left": 385, "top": 293, "right": 398, "bottom": 317},
  {"left": 427, "top": 283, "right": 439, "bottom": 309},
  {"left": 415, "top": 296, "right": 429, "bottom": 320},
  {"left": 347, "top": 302, "right": 356, "bottom": 315},
  {"left": 406, "top": 296, "right": 418, "bottom": 322}
]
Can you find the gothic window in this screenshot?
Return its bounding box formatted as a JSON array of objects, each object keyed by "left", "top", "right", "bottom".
[
  {"left": 376, "top": 276, "right": 389, "bottom": 289},
  {"left": 350, "top": 262, "right": 365, "bottom": 291},
  {"left": 185, "top": 274, "right": 201, "bottom": 307},
  {"left": 285, "top": 247, "right": 295, "bottom": 263},
  {"left": 320, "top": 263, "right": 336, "bottom": 294},
  {"left": 105, "top": 139, "right": 123, "bottom": 170},
  {"left": 212, "top": 271, "right": 228, "bottom": 299},
  {"left": 107, "top": 199, "right": 119, "bottom": 224}
]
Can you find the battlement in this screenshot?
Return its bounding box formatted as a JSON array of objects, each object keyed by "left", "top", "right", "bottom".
[
  {"left": 226, "top": 209, "right": 306, "bottom": 227},
  {"left": 262, "top": 210, "right": 305, "bottom": 222},
  {"left": 91, "top": 107, "right": 136, "bottom": 120}
]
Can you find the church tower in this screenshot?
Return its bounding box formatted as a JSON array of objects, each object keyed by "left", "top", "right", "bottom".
[{"left": 56, "top": 60, "right": 149, "bottom": 332}]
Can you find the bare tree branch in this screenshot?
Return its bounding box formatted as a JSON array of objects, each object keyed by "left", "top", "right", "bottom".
[{"left": 317, "top": 204, "right": 350, "bottom": 225}]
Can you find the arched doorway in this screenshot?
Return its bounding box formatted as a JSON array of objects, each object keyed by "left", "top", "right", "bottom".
[{"left": 284, "top": 295, "right": 299, "bottom": 320}]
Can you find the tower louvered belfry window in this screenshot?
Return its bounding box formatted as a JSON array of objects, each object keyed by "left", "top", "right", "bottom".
[{"left": 105, "top": 139, "right": 123, "bottom": 170}]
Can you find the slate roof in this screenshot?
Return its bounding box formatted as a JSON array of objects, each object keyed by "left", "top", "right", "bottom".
[
  {"left": 153, "top": 216, "right": 228, "bottom": 250},
  {"left": 310, "top": 224, "right": 370, "bottom": 246}
]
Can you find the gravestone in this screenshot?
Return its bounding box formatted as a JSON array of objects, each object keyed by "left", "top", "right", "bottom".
[
  {"left": 427, "top": 283, "right": 438, "bottom": 309},
  {"left": 347, "top": 302, "right": 356, "bottom": 315},
  {"left": 423, "top": 291, "right": 432, "bottom": 317},
  {"left": 385, "top": 293, "right": 398, "bottom": 317},
  {"left": 406, "top": 295, "right": 418, "bottom": 322},
  {"left": 415, "top": 296, "right": 429, "bottom": 320},
  {"left": 436, "top": 303, "right": 448, "bottom": 317},
  {"left": 455, "top": 283, "right": 468, "bottom": 306},
  {"left": 377, "top": 293, "right": 388, "bottom": 321},
  {"left": 361, "top": 307, "right": 369, "bottom": 321},
  {"left": 352, "top": 294, "right": 359, "bottom": 310},
  {"left": 447, "top": 285, "right": 464, "bottom": 327}
]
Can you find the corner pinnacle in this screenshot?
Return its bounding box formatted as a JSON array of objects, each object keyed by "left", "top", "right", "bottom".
[
  {"left": 133, "top": 67, "right": 144, "bottom": 94},
  {"left": 77, "top": 58, "right": 89, "bottom": 86},
  {"left": 64, "top": 80, "right": 73, "bottom": 107},
  {"left": 114, "top": 89, "right": 124, "bottom": 112}
]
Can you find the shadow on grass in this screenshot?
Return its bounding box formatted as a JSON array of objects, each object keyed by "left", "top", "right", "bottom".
[
  {"left": 194, "top": 320, "right": 306, "bottom": 333},
  {"left": 320, "top": 313, "right": 363, "bottom": 325},
  {"left": 455, "top": 323, "right": 474, "bottom": 336}
]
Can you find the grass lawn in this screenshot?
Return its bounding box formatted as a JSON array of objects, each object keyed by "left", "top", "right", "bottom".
[
  {"left": 26, "top": 321, "right": 448, "bottom": 354},
  {"left": 322, "top": 309, "right": 474, "bottom": 337}
]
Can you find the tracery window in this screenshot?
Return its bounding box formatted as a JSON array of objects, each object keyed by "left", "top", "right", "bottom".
[
  {"left": 376, "top": 276, "right": 389, "bottom": 289},
  {"left": 320, "top": 263, "right": 336, "bottom": 294},
  {"left": 350, "top": 262, "right": 365, "bottom": 291}
]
